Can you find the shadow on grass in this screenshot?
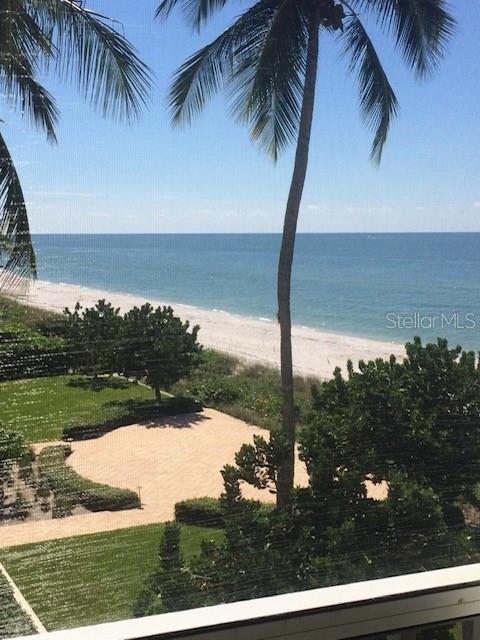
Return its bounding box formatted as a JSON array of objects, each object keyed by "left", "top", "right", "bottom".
[
  {"left": 62, "top": 396, "right": 203, "bottom": 441},
  {"left": 67, "top": 376, "right": 132, "bottom": 392},
  {"left": 106, "top": 398, "right": 204, "bottom": 429},
  {"left": 141, "top": 411, "right": 209, "bottom": 430}
]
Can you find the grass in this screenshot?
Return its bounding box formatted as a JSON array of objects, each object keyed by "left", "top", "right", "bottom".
[
  {"left": 39, "top": 445, "right": 140, "bottom": 512},
  {"left": 172, "top": 349, "right": 317, "bottom": 431},
  {"left": 0, "top": 571, "right": 37, "bottom": 638},
  {"left": 0, "top": 374, "right": 153, "bottom": 443},
  {"left": 1, "top": 524, "right": 224, "bottom": 631},
  {"left": 0, "top": 293, "right": 59, "bottom": 333}
]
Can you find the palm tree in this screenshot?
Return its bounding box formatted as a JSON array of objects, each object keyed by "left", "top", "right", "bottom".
[
  {"left": 156, "top": 0, "right": 455, "bottom": 507},
  {"left": 0, "top": 0, "right": 151, "bottom": 290}
]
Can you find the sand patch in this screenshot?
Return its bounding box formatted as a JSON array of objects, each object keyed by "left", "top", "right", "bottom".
[{"left": 67, "top": 408, "right": 307, "bottom": 512}]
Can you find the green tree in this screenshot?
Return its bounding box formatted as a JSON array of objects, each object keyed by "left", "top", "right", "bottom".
[
  {"left": 156, "top": 0, "right": 455, "bottom": 506},
  {"left": 0, "top": 0, "right": 151, "bottom": 290},
  {"left": 304, "top": 338, "right": 480, "bottom": 519},
  {"left": 121, "top": 304, "right": 201, "bottom": 400},
  {"left": 134, "top": 522, "right": 198, "bottom": 616},
  {"left": 63, "top": 300, "right": 123, "bottom": 375},
  {"left": 135, "top": 339, "right": 478, "bottom": 614}
]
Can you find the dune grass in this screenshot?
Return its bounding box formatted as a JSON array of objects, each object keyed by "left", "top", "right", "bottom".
[
  {"left": 1, "top": 524, "right": 223, "bottom": 631},
  {"left": 0, "top": 374, "right": 153, "bottom": 443},
  {"left": 172, "top": 349, "right": 316, "bottom": 431},
  {"left": 0, "top": 293, "right": 59, "bottom": 332}
]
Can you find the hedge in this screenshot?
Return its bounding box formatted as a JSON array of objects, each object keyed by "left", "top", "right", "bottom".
[
  {"left": 175, "top": 496, "right": 274, "bottom": 528},
  {"left": 38, "top": 445, "right": 140, "bottom": 512},
  {"left": 0, "top": 324, "right": 69, "bottom": 381},
  {"left": 175, "top": 497, "right": 225, "bottom": 527},
  {"left": 62, "top": 396, "right": 202, "bottom": 441}
]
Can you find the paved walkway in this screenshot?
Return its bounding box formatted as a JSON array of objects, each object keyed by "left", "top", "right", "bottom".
[
  {"left": 0, "top": 409, "right": 387, "bottom": 550},
  {"left": 0, "top": 409, "right": 307, "bottom": 549}
]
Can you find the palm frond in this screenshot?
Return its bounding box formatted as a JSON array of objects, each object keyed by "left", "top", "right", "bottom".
[
  {"left": 0, "top": 57, "right": 59, "bottom": 142},
  {"left": 341, "top": 12, "right": 398, "bottom": 164},
  {"left": 0, "top": 1, "right": 58, "bottom": 140},
  {"left": 355, "top": 0, "right": 455, "bottom": 77},
  {"left": 229, "top": 0, "right": 309, "bottom": 161},
  {"left": 155, "top": 0, "right": 230, "bottom": 31},
  {"left": 168, "top": 0, "right": 279, "bottom": 125},
  {"left": 169, "top": 0, "right": 310, "bottom": 161},
  {"left": 0, "top": 133, "right": 36, "bottom": 292},
  {"left": 31, "top": 0, "right": 152, "bottom": 122}
]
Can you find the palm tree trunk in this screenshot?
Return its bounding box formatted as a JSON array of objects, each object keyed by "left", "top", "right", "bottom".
[{"left": 276, "top": 16, "right": 320, "bottom": 508}]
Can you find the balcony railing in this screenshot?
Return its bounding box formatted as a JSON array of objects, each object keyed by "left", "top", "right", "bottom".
[{"left": 16, "top": 562, "right": 480, "bottom": 640}]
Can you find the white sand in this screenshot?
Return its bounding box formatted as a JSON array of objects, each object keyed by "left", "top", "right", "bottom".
[{"left": 22, "top": 279, "right": 404, "bottom": 379}]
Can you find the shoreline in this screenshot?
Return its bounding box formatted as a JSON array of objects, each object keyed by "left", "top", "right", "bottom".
[{"left": 22, "top": 279, "right": 405, "bottom": 380}]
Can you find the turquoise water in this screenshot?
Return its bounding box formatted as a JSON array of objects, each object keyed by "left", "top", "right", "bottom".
[{"left": 33, "top": 233, "right": 480, "bottom": 350}]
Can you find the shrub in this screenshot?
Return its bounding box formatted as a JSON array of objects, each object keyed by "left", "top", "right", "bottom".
[
  {"left": 185, "top": 377, "right": 241, "bottom": 404},
  {"left": 35, "top": 315, "right": 69, "bottom": 338},
  {"left": 0, "top": 323, "right": 69, "bottom": 380},
  {"left": 17, "top": 448, "right": 35, "bottom": 481},
  {"left": 2, "top": 494, "right": 30, "bottom": 521},
  {"left": 175, "top": 496, "right": 273, "bottom": 528},
  {"left": 172, "top": 349, "right": 315, "bottom": 431},
  {"left": 62, "top": 396, "right": 202, "bottom": 441},
  {"left": 175, "top": 497, "right": 225, "bottom": 527},
  {"left": 36, "top": 479, "right": 51, "bottom": 499},
  {"left": 39, "top": 445, "right": 140, "bottom": 511},
  {"left": 52, "top": 495, "right": 74, "bottom": 519}
]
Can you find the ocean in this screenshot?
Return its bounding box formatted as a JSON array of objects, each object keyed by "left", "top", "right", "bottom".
[{"left": 32, "top": 233, "right": 480, "bottom": 351}]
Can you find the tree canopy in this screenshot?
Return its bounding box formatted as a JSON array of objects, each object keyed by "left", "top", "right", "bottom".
[{"left": 136, "top": 338, "right": 480, "bottom": 614}]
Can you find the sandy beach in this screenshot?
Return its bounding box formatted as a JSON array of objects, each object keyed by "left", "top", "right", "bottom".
[{"left": 22, "top": 279, "right": 404, "bottom": 380}]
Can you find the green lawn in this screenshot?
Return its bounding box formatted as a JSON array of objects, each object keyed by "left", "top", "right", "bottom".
[
  {"left": 0, "top": 375, "right": 153, "bottom": 443},
  {"left": 1, "top": 524, "right": 223, "bottom": 631},
  {"left": 0, "top": 571, "right": 37, "bottom": 638}
]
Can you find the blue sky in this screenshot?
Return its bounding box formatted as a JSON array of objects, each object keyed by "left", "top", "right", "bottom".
[{"left": 8, "top": 0, "right": 480, "bottom": 233}]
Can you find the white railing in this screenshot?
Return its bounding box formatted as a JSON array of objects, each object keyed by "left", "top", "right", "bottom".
[{"left": 15, "top": 563, "right": 480, "bottom": 640}]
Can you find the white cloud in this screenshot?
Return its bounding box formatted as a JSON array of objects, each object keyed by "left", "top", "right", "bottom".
[{"left": 473, "top": 201, "right": 480, "bottom": 208}]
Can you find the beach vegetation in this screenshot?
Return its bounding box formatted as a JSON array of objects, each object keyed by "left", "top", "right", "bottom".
[
  {"left": 136, "top": 338, "right": 480, "bottom": 614},
  {"left": 172, "top": 349, "right": 315, "bottom": 431},
  {"left": 120, "top": 304, "right": 201, "bottom": 400},
  {"left": 157, "top": 0, "right": 455, "bottom": 507},
  {"left": 0, "top": 294, "right": 61, "bottom": 333},
  {"left": 0, "top": 322, "right": 68, "bottom": 381},
  {"left": 38, "top": 445, "right": 141, "bottom": 512},
  {"left": 0, "top": 524, "right": 224, "bottom": 630},
  {"left": 304, "top": 337, "right": 480, "bottom": 518},
  {"left": 0, "top": 3, "right": 151, "bottom": 291}
]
